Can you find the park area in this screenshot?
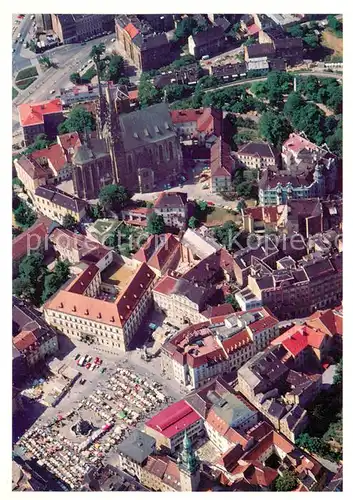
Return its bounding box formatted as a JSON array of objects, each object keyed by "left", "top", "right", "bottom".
[
  {"left": 15, "top": 66, "right": 38, "bottom": 91},
  {"left": 321, "top": 29, "right": 343, "bottom": 60}
]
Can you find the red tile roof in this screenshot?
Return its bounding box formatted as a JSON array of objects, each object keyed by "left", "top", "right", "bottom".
[
  {"left": 57, "top": 132, "right": 82, "bottom": 161},
  {"left": 44, "top": 262, "right": 155, "bottom": 328},
  {"left": 30, "top": 143, "right": 66, "bottom": 173},
  {"left": 210, "top": 137, "right": 233, "bottom": 178},
  {"left": 282, "top": 133, "right": 319, "bottom": 155},
  {"left": 133, "top": 233, "right": 179, "bottom": 272},
  {"left": 271, "top": 324, "right": 326, "bottom": 356},
  {"left": 13, "top": 218, "right": 51, "bottom": 262},
  {"left": 13, "top": 330, "right": 37, "bottom": 351},
  {"left": 206, "top": 408, "right": 249, "bottom": 447},
  {"left": 247, "top": 23, "right": 261, "bottom": 35},
  {"left": 153, "top": 275, "right": 177, "bottom": 295},
  {"left": 125, "top": 22, "right": 140, "bottom": 39},
  {"left": 66, "top": 264, "right": 100, "bottom": 294},
  {"left": 18, "top": 99, "right": 63, "bottom": 127},
  {"left": 306, "top": 309, "right": 343, "bottom": 337},
  {"left": 170, "top": 107, "right": 222, "bottom": 136},
  {"left": 145, "top": 399, "right": 201, "bottom": 438}
]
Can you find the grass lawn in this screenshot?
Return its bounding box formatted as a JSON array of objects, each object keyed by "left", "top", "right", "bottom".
[
  {"left": 205, "top": 207, "right": 241, "bottom": 227},
  {"left": 15, "top": 66, "right": 38, "bottom": 82},
  {"left": 321, "top": 29, "right": 343, "bottom": 60},
  {"left": 81, "top": 65, "right": 97, "bottom": 82},
  {"left": 12, "top": 87, "right": 19, "bottom": 99},
  {"left": 16, "top": 77, "right": 37, "bottom": 90}
]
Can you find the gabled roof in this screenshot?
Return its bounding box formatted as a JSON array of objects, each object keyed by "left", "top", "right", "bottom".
[
  {"left": 192, "top": 25, "right": 225, "bottom": 46},
  {"left": 271, "top": 325, "right": 326, "bottom": 356},
  {"left": 154, "top": 191, "right": 188, "bottom": 209},
  {"left": 15, "top": 156, "right": 49, "bottom": 181},
  {"left": 44, "top": 262, "right": 155, "bottom": 328},
  {"left": 18, "top": 99, "right": 63, "bottom": 127},
  {"left": 13, "top": 217, "right": 51, "bottom": 262},
  {"left": 133, "top": 233, "right": 179, "bottom": 272},
  {"left": 34, "top": 186, "right": 87, "bottom": 213},
  {"left": 30, "top": 144, "right": 67, "bottom": 173},
  {"left": 145, "top": 399, "right": 201, "bottom": 438},
  {"left": 237, "top": 141, "right": 278, "bottom": 159},
  {"left": 211, "top": 137, "right": 233, "bottom": 178}
]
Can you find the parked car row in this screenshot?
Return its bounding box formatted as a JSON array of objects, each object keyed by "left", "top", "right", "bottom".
[{"left": 75, "top": 353, "right": 105, "bottom": 373}]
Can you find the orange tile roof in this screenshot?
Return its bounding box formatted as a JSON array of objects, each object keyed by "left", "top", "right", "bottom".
[
  {"left": 44, "top": 262, "right": 155, "bottom": 328},
  {"left": 125, "top": 22, "right": 140, "bottom": 39},
  {"left": 128, "top": 90, "right": 139, "bottom": 101},
  {"left": 306, "top": 309, "right": 343, "bottom": 337},
  {"left": 18, "top": 99, "right": 63, "bottom": 127}
]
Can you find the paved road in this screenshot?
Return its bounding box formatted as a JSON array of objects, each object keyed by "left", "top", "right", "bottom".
[{"left": 12, "top": 15, "right": 33, "bottom": 74}]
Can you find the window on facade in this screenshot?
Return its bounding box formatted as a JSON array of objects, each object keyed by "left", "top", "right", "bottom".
[{"left": 159, "top": 145, "right": 163, "bottom": 162}]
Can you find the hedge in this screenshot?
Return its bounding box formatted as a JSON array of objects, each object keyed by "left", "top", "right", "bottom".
[{"left": 16, "top": 77, "right": 37, "bottom": 90}]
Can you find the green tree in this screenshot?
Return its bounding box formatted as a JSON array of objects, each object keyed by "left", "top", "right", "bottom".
[
  {"left": 188, "top": 216, "right": 199, "bottom": 229},
  {"left": 13, "top": 276, "right": 36, "bottom": 301},
  {"left": 236, "top": 199, "right": 246, "bottom": 212},
  {"left": 147, "top": 212, "right": 165, "bottom": 235},
  {"left": 197, "top": 200, "right": 208, "bottom": 212},
  {"left": 12, "top": 177, "right": 24, "bottom": 189},
  {"left": 165, "top": 83, "right": 192, "bottom": 103},
  {"left": 87, "top": 203, "right": 104, "bottom": 220},
  {"left": 174, "top": 17, "right": 198, "bottom": 40},
  {"left": 59, "top": 107, "right": 96, "bottom": 134},
  {"left": 54, "top": 259, "right": 70, "bottom": 283},
  {"left": 225, "top": 294, "right": 239, "bottom": 309},
  {"left": 303, "top": 33, "right": 319, "bottom": 49},
  {"left": 19, "top": 252, "right": 45, "bottom": 282},
  {"left": 327, "top": 15, "right": 342, "bottom": 33},
  {"left": 196, "top": 75, "right": 220, "bottom": 91},
  {"left": 14, "top": 201, "right": 37, "bottom": 229},
  {"left": 99, "top": 184, "right": 131, "bottom": 213},
  {"left": 104, "top": 54, "right": 124, "bottom": 83},
  {"left": 70, "top": 72, "right": 81, "bottom": 85},
  {"left": 259, "top": 111, "right": 292, "bottom": 147},
  {"left": 62, "top": 213, "right": 77, "bottom": 230},
  {"left": 333, "top": 359, "right": 342, "bottom": 385},
  {"left": 243, "top": 36, "right": 256, "bottom": 46},
  {"left": 288, "top": 24, "right": 304, "bottom": 38},
  {"left": 90, "top": 43, "right": 106, "bottom": 80},
  {"left": 251, "top": 81, "right": 268, "bottom": 98},
  {"left": 41, "top": 273, "right": 60, "bottom": 303},
  {"left": 275, "top": 471, "right": 298, "bottom": 492},
  {"left": 138, "top": 74, "right": 163, "bottom": 107},
  {"left": 228, "top": 22, "right": 241, "bottom": 39},
  {"left": 39, "top": 56, "right": 53, "bottom": 68},
  {"left": 213, "top": 221, "right": 239, "bottom": 249}
]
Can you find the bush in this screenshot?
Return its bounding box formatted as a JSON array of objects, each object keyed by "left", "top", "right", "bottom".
[
  {"left": 81, "top": 65, "right": 97, "bottom": 83},
  {"left": 15, "top": 66, "right": 38, "bottom": 82}
]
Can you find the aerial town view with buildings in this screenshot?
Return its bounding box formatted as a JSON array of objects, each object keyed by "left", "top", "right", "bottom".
[{"left": 12, "top": 12, "right": 343, "bottom": 492}]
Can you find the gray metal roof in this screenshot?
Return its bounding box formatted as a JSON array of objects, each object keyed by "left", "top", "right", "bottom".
[
  {"left": 117, "top": 430, "right": 155, "bottom": 464},
  {"left": 119, "top": 103, "right": 177, "bottom": 153}
]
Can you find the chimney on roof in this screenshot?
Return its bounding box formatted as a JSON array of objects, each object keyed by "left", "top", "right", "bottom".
[
  {"left": 111, "top": 316, "right": 115, "bottom": 322},
  {"left": 133, "top": 294, "right": 137, "bottom": 299},
  {"left": 206, "top": 263, "right": 210, "bottom": 272},
  {"left": 140, "top": 284, "right": 144, "bottom": 288},
  {"left": 72, "top": 306, "right": 76, "bottom": 312},
  {"left": 85, "top": 309, "right": 89, "bottom": 315},
  {"left": 97, "top": 312, "right": 102, "bottom": 319},
  {"left": 59, "top": 302, "right": 63, "bottom": 308}
]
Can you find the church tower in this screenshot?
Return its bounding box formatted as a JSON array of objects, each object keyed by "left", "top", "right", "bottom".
[
  {"left": 178, "top": 432, "right": 200, "bottom": 492},
  {"left": 98, "top": 83, "right": 127, "bottom": 185}
]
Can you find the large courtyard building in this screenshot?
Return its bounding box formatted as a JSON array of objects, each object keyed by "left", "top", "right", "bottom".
[{"left": 44, "top": 260, "right": 155, "bottom": 352}]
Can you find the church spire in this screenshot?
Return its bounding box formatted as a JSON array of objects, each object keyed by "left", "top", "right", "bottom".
[{"left": 179, "top": 431, "right": 198, "bottom": 474}]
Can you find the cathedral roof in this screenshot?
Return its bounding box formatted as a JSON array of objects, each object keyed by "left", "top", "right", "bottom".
[
  {"left": 119, "top": 103, "right": 177, "bottom": 153},
  {"left": 73, "top": 138, "right": 109, "bottom": 164}
]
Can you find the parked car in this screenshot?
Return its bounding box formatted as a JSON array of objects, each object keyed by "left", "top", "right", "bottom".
[
  {"left": 101, "top": 368, "right": 106, "bottom": 374},
  {"left": 86, "top": 362, "right": 91, "bottom": 369},
  {"left": 75, "top": 353, "right": 80, "bottom": 360},
  {"left": 80, "top": 378, "right": 86, "bottom": 385}
]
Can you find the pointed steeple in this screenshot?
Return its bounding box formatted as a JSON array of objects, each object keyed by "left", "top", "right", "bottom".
[{"left": 179, "top": 431, "right": 198, "bottom": 474}]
